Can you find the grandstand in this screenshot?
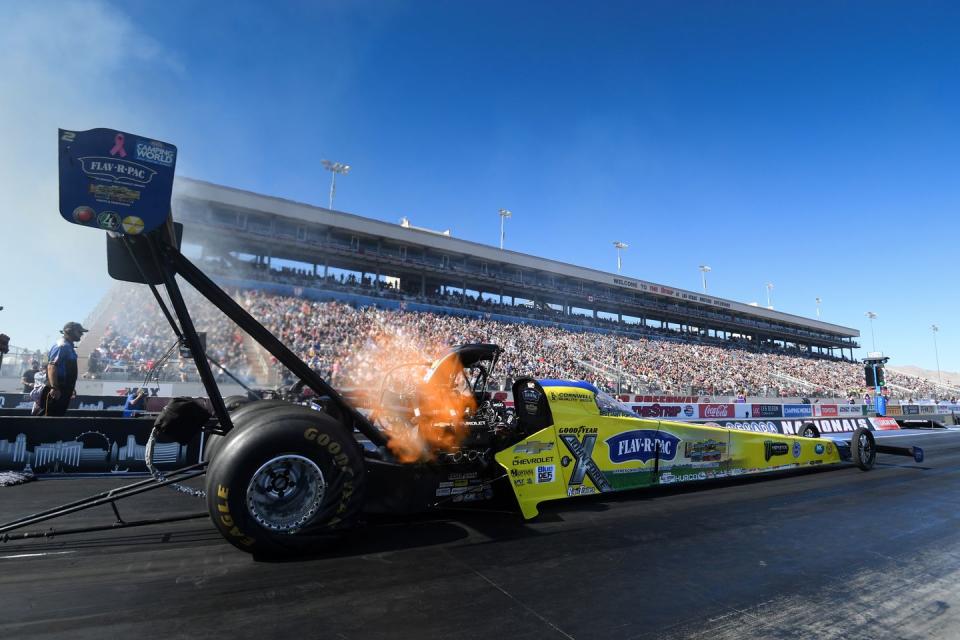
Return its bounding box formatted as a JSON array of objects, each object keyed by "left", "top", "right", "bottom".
[
  {"left": 172, "top": 178, "right": 860, "bottom": 359},
  {"left": 52, "top": 177, "right": 960, "bottom": 401}
]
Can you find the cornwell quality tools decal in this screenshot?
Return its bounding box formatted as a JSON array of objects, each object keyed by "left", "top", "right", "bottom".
[{"left": 558, "top": 426, "right": 613, "bottom": 495}]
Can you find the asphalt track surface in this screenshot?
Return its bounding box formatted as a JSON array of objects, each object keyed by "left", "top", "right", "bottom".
[{"left": 2, "top": 429, "right": 960, "bottom": 640}]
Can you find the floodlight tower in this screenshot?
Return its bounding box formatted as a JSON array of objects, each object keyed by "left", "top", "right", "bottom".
[
  {"left": 765, "top": 282, "right": 774, "bottom": 309},
  {"left": 499, "top": 208, "right": 512, "bottom": 250},
  {"left": 322, "top": 159, "right": 351, "bottom": 210},
  {"left": 932, "top": 324, "right": 942, "bottom": 385},
  {"left": 613, "top": 241, "right": 628, "bottom": 273},
  {"left": 865, "top": 311, "right": 878, "bottom": 352},
  {"left": 815, "top": 297, "right": 822, "bottom": 318},
  {"left": 698, "top": 265, "right": 711, "bottom": 293}
]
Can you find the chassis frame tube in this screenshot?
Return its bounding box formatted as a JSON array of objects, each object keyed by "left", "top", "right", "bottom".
[{"left": 166, "top": 242, "right": 386, "bottom": 446}]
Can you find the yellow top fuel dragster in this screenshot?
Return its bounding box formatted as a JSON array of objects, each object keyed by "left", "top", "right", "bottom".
[{"left": 0, "top": 127, "right": 925, "bottom": 557}]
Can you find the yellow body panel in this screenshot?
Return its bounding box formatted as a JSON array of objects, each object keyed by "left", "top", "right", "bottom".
[{"left": 496, "top": 385, "right": 843, "bottom": 519}]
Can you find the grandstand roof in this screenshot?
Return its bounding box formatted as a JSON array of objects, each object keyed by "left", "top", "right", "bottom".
[{"left": 172, "top": 177, "right": 859, "bottom": 344}]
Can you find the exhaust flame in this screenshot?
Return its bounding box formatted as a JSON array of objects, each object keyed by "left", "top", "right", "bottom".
[{"left": 339, "top": 334, "right": 477, "bottom": 463}]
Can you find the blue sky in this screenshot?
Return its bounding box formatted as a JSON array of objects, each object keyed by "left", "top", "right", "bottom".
[{"left": 1, "top": 0, "right": 958, "bottom": 371}]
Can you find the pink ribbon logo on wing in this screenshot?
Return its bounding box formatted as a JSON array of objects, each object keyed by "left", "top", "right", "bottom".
[{"left": 110, "top": 133, "right": 127, "bottom": 158}]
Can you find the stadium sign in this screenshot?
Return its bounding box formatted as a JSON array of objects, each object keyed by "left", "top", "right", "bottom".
[{"left": 58, "top": 127, "right": 177, "bottom": 235}]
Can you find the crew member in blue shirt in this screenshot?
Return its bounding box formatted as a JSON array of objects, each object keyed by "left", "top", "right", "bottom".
[
  {"left": 123, "top": 387, "right": 148, "bottom": 417},
  {"left": 42, "top": 321, "right": 88, "bottom": 416}
]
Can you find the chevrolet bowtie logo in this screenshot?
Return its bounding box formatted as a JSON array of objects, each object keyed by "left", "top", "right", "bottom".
[{"left": 513, "top": 441, "right": 554, "bottom": 455}]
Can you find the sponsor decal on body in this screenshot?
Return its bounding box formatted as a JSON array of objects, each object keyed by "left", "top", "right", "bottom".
[
  {"left": 605, "top": 430, "right": 681, "bottom": 464},
  {"left": 536, "top": 465, "right": 555, "bottom": 483},
  {"left": 558, "top": 426, "right": 613, "bottom": 493},
  {"left": 764, "top": 441, "right": 790, "bottom": 461},
  {"left": 549, "top": 390, "right": 593, "bottom": 402},
  {"left": 513, "top": 441, "right": 554, "bottom": 455}
]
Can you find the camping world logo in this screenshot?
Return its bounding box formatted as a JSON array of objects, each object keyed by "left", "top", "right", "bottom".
[{"left": 606, "top": 430, "right": 680, "bottom": 464}]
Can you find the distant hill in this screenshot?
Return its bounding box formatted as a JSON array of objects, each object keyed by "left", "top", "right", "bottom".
[{"left": 889, "top": 365, "right": 960, "bottom": 389}]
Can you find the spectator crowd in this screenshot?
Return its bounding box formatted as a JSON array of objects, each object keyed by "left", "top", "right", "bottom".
[{"left": 77, "top": 284, "right": 960, "bottom": 401}]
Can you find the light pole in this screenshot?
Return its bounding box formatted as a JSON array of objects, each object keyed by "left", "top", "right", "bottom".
[
  {"left": 815, "top": 297, "right": 822, "bottom": 318},
  {"left": 322, "top": 159, "right": 351, "bottom": 210},
  {"left": 698, "top": 265, "right": 711, "bottom": 293},
  {"left": 499, "top": 209, "right": 512, "bottom": 250},
  {"left": 932, "top": 324, "right": 942, "bottom": 385},
  {"left": 765, "top": 282, "right": 774, "bottom": 308},
  {"left": 613, "top": 241, "right": 628, "bottom": 273},
  {"left": 865, "top": 311, "right": 877, "bottom": 352}
]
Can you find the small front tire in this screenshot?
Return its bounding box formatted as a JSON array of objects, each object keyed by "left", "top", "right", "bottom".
[
  {"left": 798, "top": 423, "right": 820, "bottom": 438},
  {"left": 851, "top": 427, "right": 876, "bottom": 471}
]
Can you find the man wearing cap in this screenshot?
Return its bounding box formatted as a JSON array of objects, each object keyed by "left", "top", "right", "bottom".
[
  {"left": 41, "top": 322, "right": 88, "bottom": 416},
  {"left": 21, "top": 360, "right": 40, "bottom": 394}
]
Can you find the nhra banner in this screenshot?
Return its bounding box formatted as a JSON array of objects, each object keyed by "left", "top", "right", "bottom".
[{"left": 701, "top": 416, "right": 894, "bottom": 436}]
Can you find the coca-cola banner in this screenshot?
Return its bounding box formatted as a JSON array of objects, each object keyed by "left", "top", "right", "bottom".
[
  {"left": 813, "top": 404, "right": 839, "bottom": 418},
  {"left": 698, "top": 403, "right": 735, "bottom": 419},
  {"left": 751, "top": 404, "right": 783, "bottom": 418}
]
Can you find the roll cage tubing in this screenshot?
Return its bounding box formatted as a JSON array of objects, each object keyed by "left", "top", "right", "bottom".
[{"left": 134, "top": 223, "right": 387, "bottom": 447}]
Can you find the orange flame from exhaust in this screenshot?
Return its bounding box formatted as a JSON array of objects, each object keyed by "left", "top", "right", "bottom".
[{"left": 339, "top": 334, "right": 477, "bottom": 463}]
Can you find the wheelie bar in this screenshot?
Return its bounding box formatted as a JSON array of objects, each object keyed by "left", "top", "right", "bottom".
[{"left": 875, "top": 444, "right": 925, "bottom": 463}]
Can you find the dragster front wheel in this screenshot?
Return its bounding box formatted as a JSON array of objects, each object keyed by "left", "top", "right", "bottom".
[
  {"left": 205, "top": 405, "right": 366, "bottom": 556},
  {"left": 851, "top": 427, "right": 876, "bottom": 471},
  {"left": 798, "top": 423, "right": 820, "bottom": 438}
]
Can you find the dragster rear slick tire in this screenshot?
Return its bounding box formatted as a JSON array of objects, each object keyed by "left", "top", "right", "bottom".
[
  {"left": 851, "top": 427, "right": 876, "bottom": 471},
  {"left": 203, "top": 399, "right": 290, "bottom": 463},
  {"left": 205, "top": 405, "right": 366, "bottom": 556}
]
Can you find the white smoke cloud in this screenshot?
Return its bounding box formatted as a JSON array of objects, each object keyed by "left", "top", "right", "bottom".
[{"left": 0, "top": 1, "right": 181, "bottom": 350}]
